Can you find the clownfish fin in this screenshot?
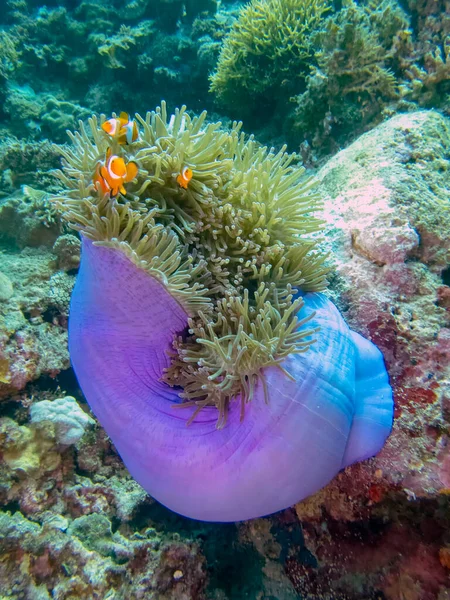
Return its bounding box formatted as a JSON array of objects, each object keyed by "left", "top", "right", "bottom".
[
  {"left": 119, "top": 111, "right": 129, "bottom": 123},
  {"left": 132, "top": 121, "right": 139, "bottom": 142},
  {"left": 176, "top": 173, "right": 187, "bottom": 189},
  {"left": 125, "top": 161, "right": 138, "bottom": 182},
  {"left": 117, "top": 132, "right": 128, "bottom": 145},
  {"left": 94, "top": 164, "right": 110, "bottom": 194},
  {"left": 119, "top": 184, "right": 127, "bottom": 195},
  {"left": 100, "top": 164, "right": 109, "bottom": 181}
]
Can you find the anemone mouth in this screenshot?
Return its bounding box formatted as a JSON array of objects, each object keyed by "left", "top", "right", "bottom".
[
  {"left": 54, "top": 102, "right": 329, "bottom": 426},
  {"left": 163, "top": 286, "right": 319, "bottom": 429}
]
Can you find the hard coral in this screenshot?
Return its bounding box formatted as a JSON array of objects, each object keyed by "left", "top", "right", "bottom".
[
  {"left": 0, "top": 137, "right": 62, "bottom": 195},
  {"left": 291, "top": 0, "right": 410, "bottom": 155},
  {"left": 0, "top": 189, "right": 63, "bottom": 249},
  {"left": 400, "top": 0, "right": 450, "bottom": 110},
  {"left": 0, "top": 31, "right": 20, "bottom": 86},
  {"left": 92, "top": 20, "right": 154, "bottom": 70},
  {"left": 30, "top": 396, "right": 95, "bottom": 447},
  {"left": 209, "top": 0, "right": 329, "bottom": 118}
]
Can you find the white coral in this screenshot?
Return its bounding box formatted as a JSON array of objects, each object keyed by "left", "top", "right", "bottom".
[{"left": 30, "top": 396, "right": 95, "bottom": 446}]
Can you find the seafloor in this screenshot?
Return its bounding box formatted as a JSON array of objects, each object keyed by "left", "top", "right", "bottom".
[{"left": 0, "top": 0, "right": 449, "bottom": 599}]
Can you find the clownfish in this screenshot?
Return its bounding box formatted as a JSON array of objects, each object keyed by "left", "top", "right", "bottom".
[
  {"left": 93, "top": 148, "right": 138, "bottom": 197},
  {"left": 102, "top": 112, "right": 139, "bottom": 145},
  {"left": 176, "top": 166, "right": 193, "bottom": 189}
]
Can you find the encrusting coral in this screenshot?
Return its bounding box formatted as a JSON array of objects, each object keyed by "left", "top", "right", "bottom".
[{"left": 55, "top": 102, "right": 328, "bottom": 427}]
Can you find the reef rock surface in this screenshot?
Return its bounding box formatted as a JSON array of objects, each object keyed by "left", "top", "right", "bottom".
[{"left": 291, "top": 110, "right": 450, "bottom": 599}]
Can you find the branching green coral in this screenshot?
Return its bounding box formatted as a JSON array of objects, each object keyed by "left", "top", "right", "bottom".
[
  {"left": 92, "top": 21, "right": 154, "bottom": 69},
  {"left": 209, "top": 0, "right": 329, "bottom": 111},
  {"left": 0, "top": 31, "right": 20, "bottom": 83},
  {"left": 315, "top": 1, "right": 400, "bottom": 100},
  {"left": 55, "top": 102, "right": 328, "bottom": 426},
  {"left": 398, "top": 0, "right": 450, "bottom": 107}
]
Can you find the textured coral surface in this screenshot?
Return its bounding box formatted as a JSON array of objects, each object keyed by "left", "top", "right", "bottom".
[{"left": 291, "top": 110, "right": 450, "bottom": 599}]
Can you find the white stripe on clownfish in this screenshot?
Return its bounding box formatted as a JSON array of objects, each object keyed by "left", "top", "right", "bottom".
[{"left": 123, "top": 121, "right": 137, "bottom": 145}]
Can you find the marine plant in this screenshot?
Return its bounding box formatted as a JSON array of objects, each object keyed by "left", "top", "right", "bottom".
[
  {"left": 209, "top": 0, "right": 329, "bottom": 116},
  {"left": 54, "top": 104, "right": 393, "bottom": 521}
]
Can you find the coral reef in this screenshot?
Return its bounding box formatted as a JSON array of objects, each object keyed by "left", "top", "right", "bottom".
[
  {"left": 0, "top": 0, "right": 449, "bottom": 595},
  {"left": 400, "top": 0, "right": 450, "bottom": 109},
  {"left": 3, "top": 85, "right": 92, "bottom": 143},
  {"left": 0, "top": 138, "right": 61, "bottom": 197},
  {"left": 209, "top": 0, "right": 329, "bottom": 119},
  {"left": 288, "top": 110, "right": 450, "bottom": 599},
  {"left": 0, "top": 106, "right": 448, "bottom": 598},
  {"left": 0, "top": 235, "right": 77, "bottom": 400},
  {"left": 209, "top": 0, "right": 449, "bottom": 159},
  {"left": 0, "top": 0, "right": 234, "bottom": 141},
  {"left": 0, "top": 189, "right": 63, "bottom": 249},
  {"left": 291, "top": 0, "right": 410, "bottom": 156}
]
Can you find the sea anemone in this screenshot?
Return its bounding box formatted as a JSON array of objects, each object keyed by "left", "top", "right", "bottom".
[{"left": 54, "top": 103, "right": 393, "bottom": 521}]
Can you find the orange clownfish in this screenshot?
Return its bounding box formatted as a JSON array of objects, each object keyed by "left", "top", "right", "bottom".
[
  {"left": 102, "top": 112, "right": 139, "bottom": 145},
  {"left": 93, "top": 148, "right": 138, "bottom": 197},
  {"left": 176, "top": 166, "right": 193, "bottom": 189}
]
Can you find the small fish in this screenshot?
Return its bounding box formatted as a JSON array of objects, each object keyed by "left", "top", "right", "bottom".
[
  {"left": 102, "top": 112, "right": 139, "bottom": 145},
  {"left": 93, "top": 148, "right": 138, "bottom": 197},
  {"left": 176, "top": 166, "right": 193, "bottom": 189}
]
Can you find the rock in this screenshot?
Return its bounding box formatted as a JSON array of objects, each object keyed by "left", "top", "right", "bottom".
[
  {"left": 0, "top": 272, "right": 13, "bottom": 301},
  {"left": 290, "top": 110, "right": 450, "bottom": 599},
  {"left": 0, "top": 248, "right": 70, "bottom": 400},
  {"left": 30, "top": 396, "right": 95, "bottom": 447},
  {"left": 0, "top": 417, "right": 60, "bottom": 475},
  {"left": 52, "top": 234, "right": 81, "bottom": 271},
  {"left": 108, "top": 475, "right": 149, "bottom": 522}
]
